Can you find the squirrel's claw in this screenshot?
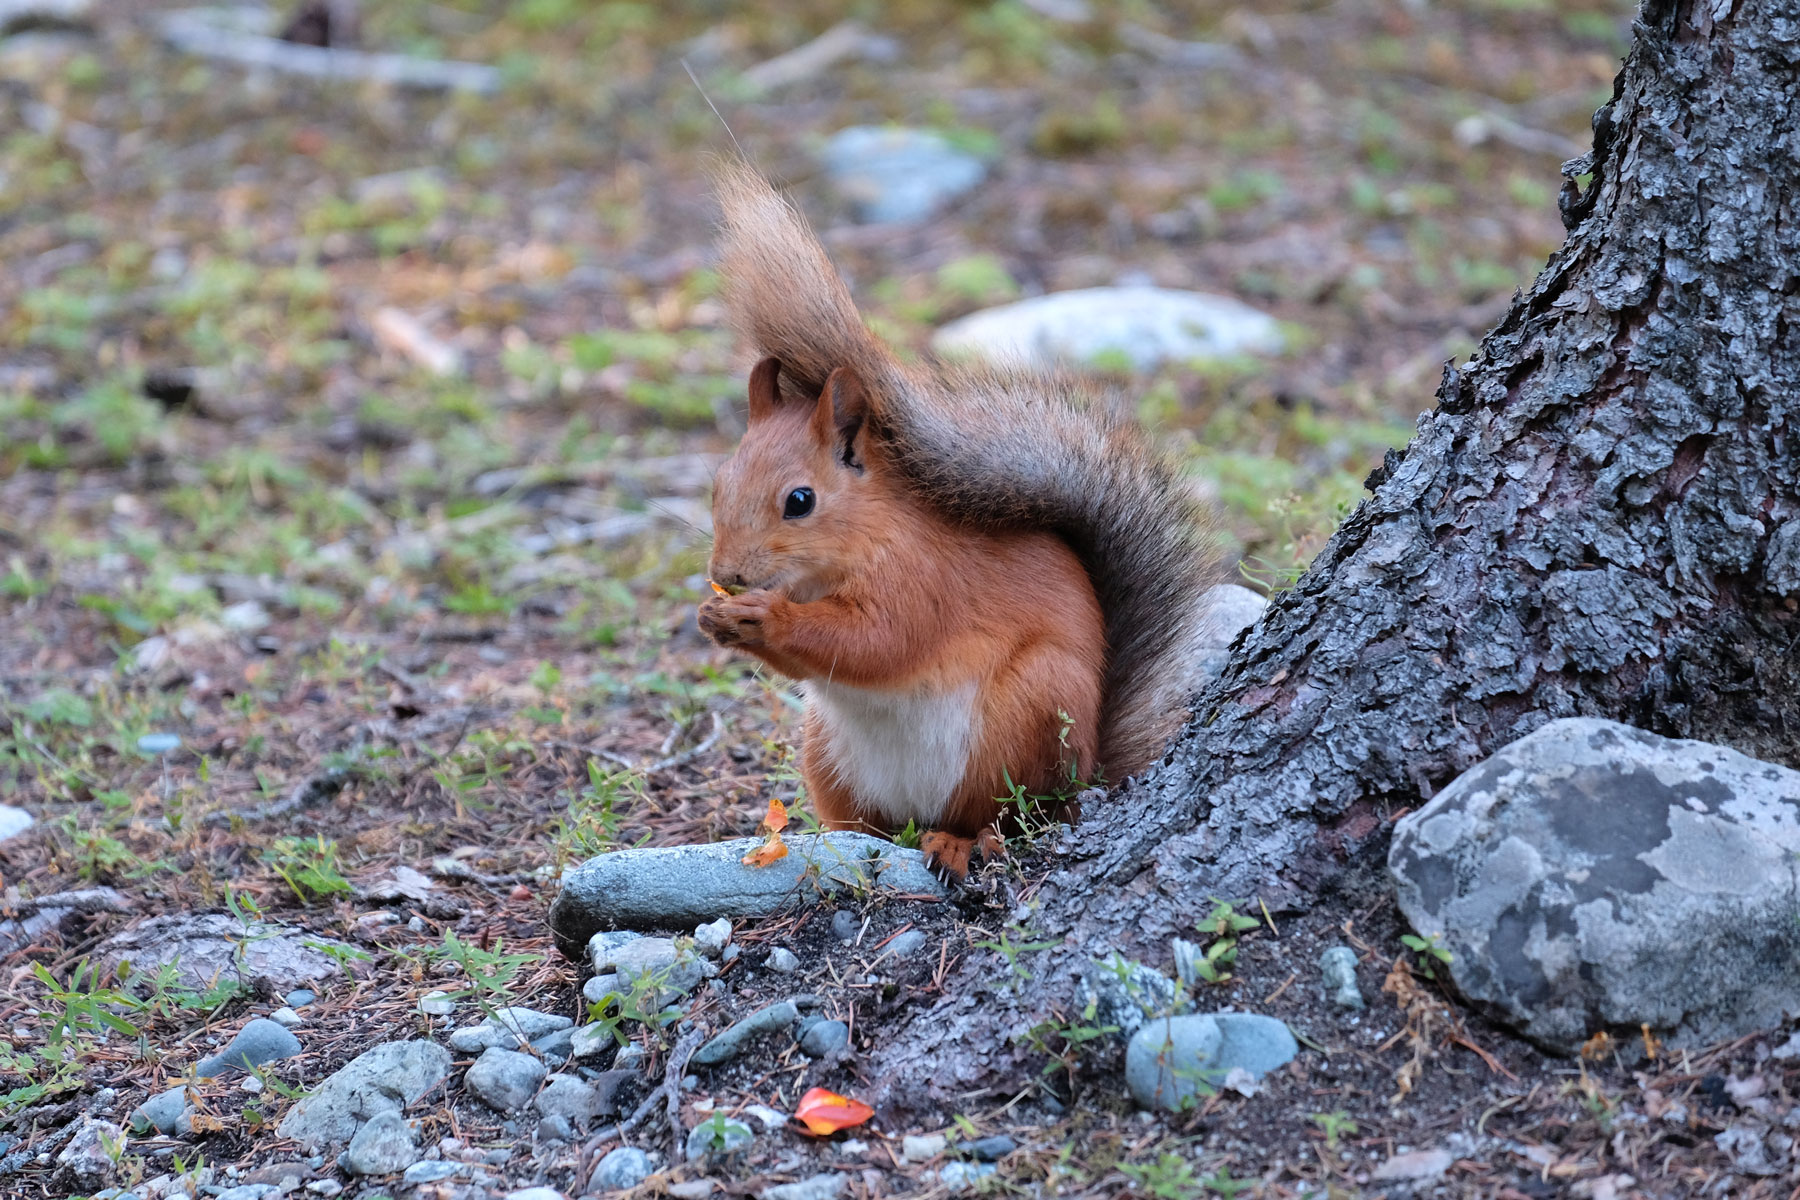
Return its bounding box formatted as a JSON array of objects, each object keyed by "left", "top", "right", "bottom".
[{"left": 920, "top": 825, "right": 1005, "bottom": 883}]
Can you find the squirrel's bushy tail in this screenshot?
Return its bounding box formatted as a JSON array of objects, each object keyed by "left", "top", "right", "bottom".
[{"left": 715, "top": 164, "right": 1221, "bottom": 779}]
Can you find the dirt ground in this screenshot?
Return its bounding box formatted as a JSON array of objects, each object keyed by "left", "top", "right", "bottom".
[{"left": 4, "top": 0, "right": 1796, "bottom": 1197}]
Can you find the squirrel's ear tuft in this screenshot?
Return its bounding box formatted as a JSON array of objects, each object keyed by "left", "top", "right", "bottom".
[
  {"left": 814, "top": 367, "right": 868, "bottom": 470},
  {"left": 746, "top": 356, "right": 783, "bottom": 424}
]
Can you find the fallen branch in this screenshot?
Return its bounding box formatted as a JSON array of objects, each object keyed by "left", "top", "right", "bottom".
[{"left": 159, "top": 7, "right": 501, "bottom": 93}]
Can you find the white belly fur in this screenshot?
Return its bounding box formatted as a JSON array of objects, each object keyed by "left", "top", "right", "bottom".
[{"left": 804, "top": 679, "right": 979, "bottom": 827}]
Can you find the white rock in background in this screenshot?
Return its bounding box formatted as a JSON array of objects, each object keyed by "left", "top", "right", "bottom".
[
  {"left": 933, "top": 286, "right": 1283, "bottom": 371},
  {"left": 0, "top": 805, "right": 32, "bottom": 843},
  {"left": 819, "top": 127, "right": 988, "bottom": 225}
]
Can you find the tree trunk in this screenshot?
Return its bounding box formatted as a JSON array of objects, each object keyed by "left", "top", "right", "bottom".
[{"left": 864, "top": 0, "right": 1800, "bottom": 1117}]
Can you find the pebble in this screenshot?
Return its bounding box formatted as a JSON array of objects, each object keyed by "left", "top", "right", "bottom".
[
  {"left": 1371, "top": 1148, "right": 1455, "bottom": 1181},
  {"left": 533, "top": 1074, "right": 602, "bottom": 1128},
  {"left": 964, "top": 1135, "right": 1016, "bottom": 1161},
  {"left": 798, "top": 1019, "right": 849, "bottom": 1058},
  {"left": 902, "top": 1133, "right": 947, "bottom": 1162},
  {"left": 341, "top": 1110, "right": 420, "bottom": 1175},
  {"left": 885, "top": 929, "right": 928, "bottom": 959},
  {"left": 131, "top": 1085, "right": 190, "bottom": 1135},
  {"left": 401, "top": 1160, "right": 463, "bottom": 1184},
  {"left": 194, "top": 1018, "right": 302, "bottom": 1077},
  {"left": 465, "top": 1047, "right": 549, "bottom": 1113},
  {"left": 286, "top": 989, "right": 316, "bottom": 1008},
  {"left": 1124, "top": 1013, "right": 1298, "bottom": 1111},
  {"left": 932, "top": 286, "right": 1283, "bottom": 371},
  {"left": 268, "top": 1006, "right": 303, "bottom": 1028},
  {"left": 220, "top": 600, "right": 271, "bottom": 633},
  {"left": 583, "top": 972, "right": 621, "bottom": 1004},
  {"left": 742, "top": 1103, "right": 790, "bottom": 1131},
  {"left": 449, "top": 1007, "right": 573, "bottom": 1054},
  {"left": 818, "top": 126, "right": 988, "bottom": 225},
  {"left": 595, "top": 937, "right": 709, "bottom": 1000},
  {"left": 0, "top": 805, "right": 33, "bottom": 844},
  {"left": 830, "top": 910, "right": 860, "bottom": 942},
  {"left": 761, "top": 1173, "right": 847, "bottom": 1200},
  {"left": 304, "top": 1183, "right": 341, "bottom": 1198},
  {"left": 277, "top": 1041, "right": 452, "bottom": 1150},
  {"left": 505, "top": 1189, "right": 566, "bottom": 1200},
  {"left": 419, "top": 990, "right": 455, "bottom": 1016},
  {"left": 532, "top": 1025, "right": 577, "bottom": 1061},
  {"left": 1319, "top": 946, "right": 1364, "bottom": 1009},
  {"left": 766, "top": 947, "right": 801, "bottom": 974},
  {"left": 1073, "top": 954, "right": 1180, "bottom": 1040},
  {"left": 537, "top": 1114, "right": 574, "bottom": 1144},
  {"left": 685, "top": 1116, "right": 755, "bottom": 1162},
  {"left": 667, "top": 1182, "right": 716, "bottom": 1200},
  {"left": 591, "top": 1145, "right": 654, "bottom": 1191},
  {"left": 693, "top": 918, "right": 732, "bottom": 957},
  {"left": 692, "top": 1001, "right": 801, "bottom": 1066},
  {"left": 56, "top": 1119, "right": 124, "bottom": 1189},
  {"left": 569, "top": 1023, "right": 616, "bottom": 1061},
  {"left": 936, "top": 1162, "right": 998, "bottom": 1191},
  {"left": 613, "top": 1044, "right": 647, "bottom": 1073},
  {"left": 215, "top": 1186, "right": 276, "bottom": 1200}
]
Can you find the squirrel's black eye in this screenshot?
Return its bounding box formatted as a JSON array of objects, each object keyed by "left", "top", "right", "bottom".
[{"left": 782, "top": 487, "right": 816, "bottom": 519}]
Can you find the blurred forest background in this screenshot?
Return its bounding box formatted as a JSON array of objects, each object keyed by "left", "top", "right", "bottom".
[{"left": 0, "top": 0, "right": 1632, "bottom": 960}]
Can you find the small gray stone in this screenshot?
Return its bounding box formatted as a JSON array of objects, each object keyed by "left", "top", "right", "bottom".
[
  {"left": 269, "top": 1006, "right": 303, "bottom": 1027},
  {"left": 902, "top": 1133, "right": 947, "bottom": 1162},
  {"left": 798, "top": 1019, "right": 849, "bottom": 1058},
  {"left": 505, "top": 1189, "right": 566, "bottom": 1200},
  {"left": 131, "top": 1086, "right": 189, "bottom": 1135},
  {"left": 532, "top": 1025, "right": 576, "bottom": 1061},
  {"left": 0, "top": 804, "right": 32, "bottom": 844},
  {"left": 830, "top": 910, "right": 860, "bottom": 942},
  {"left": 692, "top": 1001, "right": 800, "bottom": 1066},
  {"left": 613, "top": 1044, "right": 647, "bottom": 1074},
  {"left": 933, "top": 287, "right": 1283, "bottom": 372},
  {"left": 818, "top": 126, "right": 988, "bottom": 225},
  {"left": 550, "top": 833, "right": 946, "bottom": 959},
  {"left": 341, "top": 1110, "right": 420, "bottom": 1175},
  {"left": 592, "top": 938, "right": 708, "bottom": 1001},
  {"left": 55, "top": 1118, "right": 123, "bottom": 1188},
  {"left": 936, "top": 1162, "right": 998, "bottom": 1191},
  {"left": 216, "top": 1185, "right": 277, "bottom": 1200},
  {"left": 286, "top": 989, "right": 316, "bottom": 1007},
  {"left": 1371, "top": 1148, "right": 1455, "bottom": 1182},
  {"left": 1389, "top": 717, "right": 1800, "bottom": 1053},
  {"left": 99, "top": 915, "right": 352, "bottom": 996},
  {"left": 1125, "top": 1013, "right": 1297, "bottom": 1111},
  {"left": 569, "top": 1023, "right": 617, "bottom": 1062},
  {"left": 591, "top": 1145, "right": 654, "bottom": 1191},
  {"left": 401, "top": 1160, "right": 463, "bottom": 1184},
  {"left": 533, "top": 1074, "right": 601, "bottom": 1128},
  {"left": 1319, "top": 946, "right": 1364, "bottom": 1009},
  {"left": 761, "top": 1173, "right": 846, "bottom": 1200},
  {"left": 885, "top": 930, "right": 929, "bottom": 959},
  {"left": 194, "top": 1018, "right": 302, "bottom": 1077},
  {"left": 536, "top": 1114, "right": 574, "bottom": 1144},
  {"left": 465, "top": 1047, "right": 548, "bottom": 1113},
  {"left": 766, "top": 947, "right": 800, "bottom": 974},
  {"left": 278, "top": 1041, "right": 451, "bottom": 1150},
  {"left": 964, "top": 1135, "right": 1015, "bottom": 1161},
  {"left": 583, "top": 973, "right": 621, "bottom": 1005},
  {"left": 450, "top": 1007, "right": 573, "bottom": 1054},
  {"left": 693, "top": 918, "right": 732, "bottom": 957},
  {"left": 1073, "top": 955, "right": 1180, "bottom": 1041},
  {"left": 418, "top": 990, "right": 454, "bottom": 1016},
  {"left": 685, "top": 1116, "right": 754, "bottom": 1162}
]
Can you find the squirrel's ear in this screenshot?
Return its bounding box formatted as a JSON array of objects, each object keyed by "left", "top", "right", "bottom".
[
  {"left": 814, "top": 366, "right": 869, "bottom": 470},
  {"left": 746, "top": 356, "right": 783, "bottom": 424}
]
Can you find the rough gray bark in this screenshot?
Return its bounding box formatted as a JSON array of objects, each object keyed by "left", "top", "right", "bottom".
[{"left": 863, "top": 0, "right": 1800, "bottom": 1117}]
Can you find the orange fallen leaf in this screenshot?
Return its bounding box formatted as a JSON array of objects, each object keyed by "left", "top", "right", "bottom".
[
  {"left": 708, "top": 579, "right": 730, "bottom": 597},
  {"left": 741, "top": 835, "right": 788, "bottom": 868},
  {"left": 762, "top": 797, "right": 789, "bottom": 833},
  {"left": 793, "top": 1087, "right": 873, "bottom": 1135}
]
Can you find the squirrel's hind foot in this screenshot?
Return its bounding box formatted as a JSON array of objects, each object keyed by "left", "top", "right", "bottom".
[{"left": 920, "top": 825, "right": 1005, "bottom": 883}]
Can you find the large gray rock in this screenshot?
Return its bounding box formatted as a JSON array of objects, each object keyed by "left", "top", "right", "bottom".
[
  {"left": 818, "top": 126, "right": 988, "bottom": 225},
  {"left": 1389, "top": 718, "right": 1800, "bottom": 1054},
  {"left": 550, "top": 832, "right": 946, "bottom": 959},
  {"left": 277, "top": 1041, "right": 451, "bottom": 1150},
  {"left": 99, "top": 914, "right": 354, "bottom": 994},
  {"left": 932, "top": 286, "right": 1283, "bottom": 371},
  {"left": 55, "top": 1117, "right": 122, "bottom": 1190}
]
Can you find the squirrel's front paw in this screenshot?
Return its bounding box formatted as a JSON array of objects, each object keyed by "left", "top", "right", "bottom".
[{"left": 697, "top": 589, "right": 777, "bottom": 647}]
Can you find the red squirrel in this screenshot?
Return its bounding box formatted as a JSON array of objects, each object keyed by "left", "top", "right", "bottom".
[{"left": 697, "top": 165, "right": 1218, "bottom": 877}]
